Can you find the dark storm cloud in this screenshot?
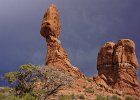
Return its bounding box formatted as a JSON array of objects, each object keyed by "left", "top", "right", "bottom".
[{"left": 0, "top": 0, "right": 140, "bottom": 82}]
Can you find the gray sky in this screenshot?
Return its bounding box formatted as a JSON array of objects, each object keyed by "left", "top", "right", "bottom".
[{"left": 0, "top": 0, "right": 140, "bottom": 82}]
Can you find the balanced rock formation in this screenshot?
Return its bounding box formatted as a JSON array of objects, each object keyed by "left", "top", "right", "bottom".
[
  {"left": 97, "top": 39, "right": 140, "bottom": 96},
  {"left": 40, "top": 4, "right": 84, "bottom": 78}
]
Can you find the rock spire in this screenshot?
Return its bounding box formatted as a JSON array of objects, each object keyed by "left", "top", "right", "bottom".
[{"left": 40, "top": 4, "right": 84, "bottom": 78}]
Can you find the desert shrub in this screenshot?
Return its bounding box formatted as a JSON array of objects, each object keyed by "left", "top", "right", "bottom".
[
  {"left": 41, "top": 67, "right": 74, "bottom": 95},
  {"left": 58, "top": 95, "right": 73, "bottom": 100},
  {"left": 19, "top": 93, "right": 37, "bottom": 100},
  {"left": 5, "top": 64, "right": 39, "bottom": 96},
  {"left": 125, "top": 96, "right": 134, "bottom": 100},
  {"left": 84, "top": 87, "right": 94, "bottom": 93},
  {"left": 4, "top": 64, "right": 74, "bottom": 99},
  {"left": 96, "top": 95, "right": 122, "bottom": 100},
  {"left": 0, "top": 93, "right": 6, "bottom": 100},
  {"left": 0, "top": 87, "right": 11, "bottom": 92},
  {"left": 0, "top": 92, "right": 37, "bottom": 100},
  {"left": 109, "top": 95, "right": 122, "bottom": 100},
  {"left": 96, "top": 95, "right": 107, "bottom": 100}
]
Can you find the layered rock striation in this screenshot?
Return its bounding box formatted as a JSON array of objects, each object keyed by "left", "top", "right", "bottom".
[
  {"left": 40, "top": 4, "right": 84, "bottom": 78},
  {"left": 97, "top": 39, "right": 140, "bottom": 96}
]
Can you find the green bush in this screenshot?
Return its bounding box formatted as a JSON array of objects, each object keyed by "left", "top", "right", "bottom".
[
  {"left": 5, "top": 64, "right": 39, "bottom": 96},
  {"left": 0, "top": 92, "right": 38, "bottom": 100},
  {"left": 110, "top": 95, "right": 122, "bottom": 100},
  {"left": 19, "top": 94, "right": 38, "bottom": 100},
  {"left": 58, "top": 95, "right": 73, "bottom": 100},
  {"left": 125, "top": 96, "right": 134, "bottom": 100},
  {"left": 96, "top": 95, "right": 122, "bottom": 100},
  {"left": 4, "top": 64, "right": 48, "bottom": 98},
  {"left": 96, "top": 95, "right": 107, "bottom": 100},
  {"left": 0, "top": 93, "right": 6, "bottom": 100}
]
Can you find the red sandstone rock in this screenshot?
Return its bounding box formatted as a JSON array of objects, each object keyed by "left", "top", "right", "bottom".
[
  {"left": 113, "top": 39, "right": 139, "bottom": 96},
  {"left": 40, "top": 4, "right": 61, "bottom": 39},
  {"left": 40, "top": 4, "right": 84, "bottom": 78},
  {"left": 97, "top": 42, "right": 116, "bottom": 84},
  {"left": 113, "top": 39, "right": 139, "bottom": 68},
  {"left": 94, "top": 75, "right": 108, "bottom": 88},
  {"left": 97, "top": 39, "right": 140, "bottom": 96}
]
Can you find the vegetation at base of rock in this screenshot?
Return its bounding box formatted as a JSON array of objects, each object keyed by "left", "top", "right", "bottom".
[
  {"left": 125, "top": 96, "right": 133, "bottom": 100},
  {"left": 58, "top": 95, "right": 73, "bottom": 100},
  {"left": 110, "top": 95, "right": 122, "bottom": 100},
  {"left": 59, "top": 94, "right": 86, "bottom": 100},
  {"left": 96, "top": 95, "right": 107, "bottom": 100},
  {"left": 96, "top": 95, "right": 122, "bottom": 100},
  {"left": 4, "top": 64, "right": 40, "bottom": 96},
  {"left": 125, "top": 96, "right": 139, "bottom": 100},
  {"left": 0, "top": 92, "right": 37, "bottom": 100},
  {"left": 4, "top": 64, "right": 74, "bottom": 99}
]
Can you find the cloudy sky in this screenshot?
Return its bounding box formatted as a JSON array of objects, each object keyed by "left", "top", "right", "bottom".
[{"left": 0, "top": 0, "right": 140, "bottom": 85}]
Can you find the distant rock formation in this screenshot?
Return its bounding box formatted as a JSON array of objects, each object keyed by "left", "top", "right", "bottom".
[
  {"left": 96, "top": 39, "right": 140, "bottom": 96},
  {"left": 40, "top": 4, "right": 84, "bottom": 78}
]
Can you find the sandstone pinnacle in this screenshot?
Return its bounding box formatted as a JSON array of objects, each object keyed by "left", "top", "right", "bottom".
[{"left": 40, "top": 4, "right": 84, "bottom": 78}]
